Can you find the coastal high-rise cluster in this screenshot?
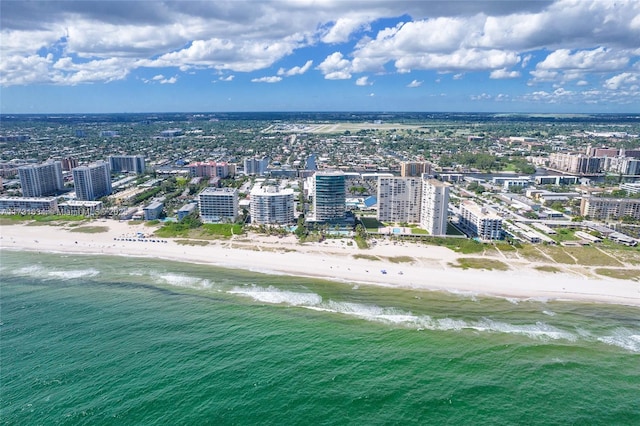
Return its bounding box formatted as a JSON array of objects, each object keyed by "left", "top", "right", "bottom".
[{"left": 376, "top": 176, "right": 450, "bottom": 236}]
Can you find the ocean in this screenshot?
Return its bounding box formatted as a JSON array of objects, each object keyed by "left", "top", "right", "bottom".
[{"left": 1, "top": 250, "right": 639, "bottom": 425}]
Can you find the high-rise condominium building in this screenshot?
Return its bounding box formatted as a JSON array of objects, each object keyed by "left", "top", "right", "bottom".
[
  {"left": 198, "top": 187, "right": 238, "bottom": 223},
  {"left": 109, "top": 155, "right": 145, "bottom": 174},
  {"left": 377, "top": 177, "right": 422, "bottom": 223},
  {"left": 73, "top": 161, "right": 112, "bottom": 201},
  {"left": 313, "top": 171, "right": 346, "bottom": 222},
  {"left": 400, "top": 161, "right": 431, "bottom": 177},
  {"left": 188, "top": 161, "right": 231, "bottom": 178},
  {"left": 244, "top": 157, "right": 270, "bottom": 175},
  {"left": 18, "top": 161, "right": 64, "bottom": 197},
  {"left": 420, "top": 178, "right": 450, "bottom": 236},
  {"left": 250, "top": 184, "right": 295, "bottom": 225},
  {"left": 459, "top": 200, "right": 503, "bottom": 240}
]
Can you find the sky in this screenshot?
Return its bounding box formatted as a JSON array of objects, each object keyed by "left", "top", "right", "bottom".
[{"left": 1, "top": 0, "right": 639, "bottom": 114}]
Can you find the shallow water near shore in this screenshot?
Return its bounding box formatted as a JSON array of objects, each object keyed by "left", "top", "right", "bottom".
[{"left": 2, "top": 250, "right": 639, "bottom": 424}]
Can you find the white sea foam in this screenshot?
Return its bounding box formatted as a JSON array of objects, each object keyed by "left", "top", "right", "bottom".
[
  {"left": 597, "top": 328, "right": 640, "bottom": 353},
  {"left": 472, "top": 319, "right": 576, "bottom": 341},
  {"left": 542, "top": 310, "right": 556, "bottom": 317},
  {"left": 11, "top": 265, "right": 100, "bottom": 280},
  {"left": 228, "top": 285, "right": 322, "bottom": 306},
  {"left": 14, "top": 265, "right": 47, "bottom": 277},
  {"left": 309, "top": 301, "right": 578, "bottom": 341},
  {"left": 157, "top": 273, "right": 212, "bottom": 290},
  {"left": 446, "top": 289, "right": 478, "bottom": 302},
  {"left": 48, "top": 269, "right": 100, "bottom": 279},
  {"left": 226, "top": 287, "right": 584, "bottom": 344}
]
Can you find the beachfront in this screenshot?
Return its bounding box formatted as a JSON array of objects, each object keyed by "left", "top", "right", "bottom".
[{"left": 1, "top": 220, "right": 639, "bottom": 306}]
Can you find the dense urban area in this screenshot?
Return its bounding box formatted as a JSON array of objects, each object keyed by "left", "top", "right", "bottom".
[{"left": 2, "top": 112, "right": 640, "bottom": 255}]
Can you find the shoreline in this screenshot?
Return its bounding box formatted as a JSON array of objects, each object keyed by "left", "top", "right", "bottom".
[{"left": 1, "top": 220, "right": 639, "bottom": 307}]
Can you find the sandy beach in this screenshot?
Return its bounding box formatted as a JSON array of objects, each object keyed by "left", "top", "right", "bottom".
[{"left": 1, "top": 220, "right": 639, "bottom": 307}]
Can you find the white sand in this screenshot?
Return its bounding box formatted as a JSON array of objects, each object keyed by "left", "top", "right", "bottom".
[{"left": 1, "top": 220, "right": 639, "bottom": 306}]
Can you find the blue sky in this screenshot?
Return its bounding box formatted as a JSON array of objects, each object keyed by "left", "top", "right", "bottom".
[{"left": 1, "top": 0, "right": 639, "bottom": 114}]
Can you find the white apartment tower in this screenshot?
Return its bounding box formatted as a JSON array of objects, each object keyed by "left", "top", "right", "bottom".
[
  {"left": 72, "top": 161, "right": 112, "bottom": 201},
  {"left": 376, "top": 177, "right": 422, "bottom": 223},
  {"left": 244, "top": 157, "right": 270, "bottom": 175},
  {"left": 459, "top": 200, "right": 503, "bottom": 240},
  {"left": 420, "top": 178, "right": 450, "bottom": 235},
  {"left": 250, "top": 184, "right": 295, "bottom": 225},
  {"left": 18, "top": 161, "right": 64, "bottom": 197},
  {"left": 198, "top": 187, "right": 239, "bottom": 223}
]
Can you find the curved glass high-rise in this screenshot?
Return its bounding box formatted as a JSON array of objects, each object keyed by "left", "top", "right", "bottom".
[{"left": 313, "top": 171, "right": 345, "bottom": 222}]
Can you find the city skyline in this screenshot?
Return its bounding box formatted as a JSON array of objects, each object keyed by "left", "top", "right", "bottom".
[{"left": 1, "top": 0, "right": 639, "bottom": 114}]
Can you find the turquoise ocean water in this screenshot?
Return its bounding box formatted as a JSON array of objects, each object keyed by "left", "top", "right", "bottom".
[{"left": 1, "top": 250, "right": 639, "bottom": 425}]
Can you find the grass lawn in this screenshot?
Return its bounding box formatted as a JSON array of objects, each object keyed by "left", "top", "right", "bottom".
[
  {"left": 450, "top": 257, "right": 509, "bottom": 271},
  {"left": 424, "top": 237, "right": 484, "bottom": 254},
  {"left": 386, "top": 256, "right": 415, "bottom": 264},
  {"left": 538, "top": 246, "right": 576, "bottom": 264},
  {"left": 550, "top": 227, "right": 579, "bottom": 244},
  {"left": 155, "top": 223, "right": 243, "bottom": 239},
  {"left": 175, "top": 239, "right": 209, "bottom": 246},
  {"left": 595, "top": 268, "right": 640, "bottom": 281},
  {"left": 562, "top": 246, "right": 624, "bottom": 267},
  {"left": 1, "top": 214, "right": 86, "bottom": 226}
]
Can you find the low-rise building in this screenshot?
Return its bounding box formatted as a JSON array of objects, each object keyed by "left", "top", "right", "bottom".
[
  {"left": 143, "top": 200, "right": 164, "bottom": 221},
  {"left": 0, "top": 196, "right": 58, "bottom": 214},
  {"left": 58, "top": 200, "right": 102, "bottom": 216},
  {"left": 177, "top": 203, "right": 197, "bottom": 221}
]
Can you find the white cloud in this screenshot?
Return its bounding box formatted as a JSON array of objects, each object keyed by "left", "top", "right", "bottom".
[
  {"left": 322, "top": 17, "right": 370, "bottom": 44},
  {"left": 453, "top": 73, "right": 464, "bottom": 80},
  {"left": 219, "top": 75, "right": 235, "bottom": 81},
  {"left": 604, "top": 72, "right": 638, "bottom": 90},
  {"left": 0, "top": 53, "right": 54, "bottom": 86},
  {"left": 1, "top": 0, "right": 639, "bottom": 91},
  {"left": 355, "top": 76, "right": 372, "bottom": 86},
  {"left": 406, "top": 79, "right": 422, "bottom": 88},
  {"left": 159, "top": 76, "right": 177, "bottom": 84},
  {"left": 394, "top": 49, "right": 520, "bottom": 73},
  {"left": 251, "top": 76, "right": 282, "bottom": 83},
  {"left": 490, "top": 68, "right": 521, "bottom": 79},
  {"left": 317, "top": 52, "right": 352, "bottom": 79},
  {"left": 536, "top": 47, "right": 629, "bottom": 72},
  {"left": 277, "top": 60, "right": 313, "bottom": 76},
  {"left": 471, "top": 93, "right": 492, "bottom": 101}
]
